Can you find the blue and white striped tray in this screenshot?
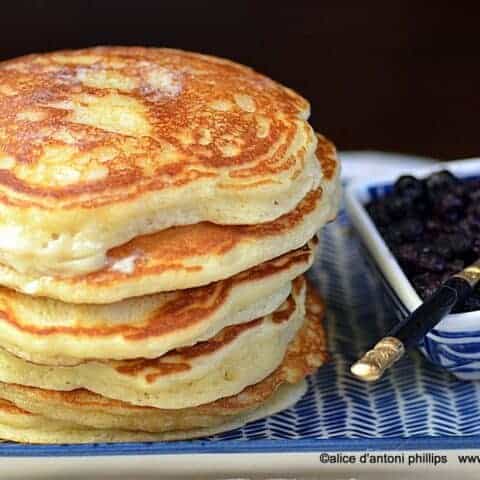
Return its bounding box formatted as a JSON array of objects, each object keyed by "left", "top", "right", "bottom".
[{"left": 3, "top": 200, "right": 480, "bottom": 457}]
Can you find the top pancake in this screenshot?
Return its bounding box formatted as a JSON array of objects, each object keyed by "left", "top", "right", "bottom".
[{"left": 0, "top": 46, "right": 321, "bottom": 277}]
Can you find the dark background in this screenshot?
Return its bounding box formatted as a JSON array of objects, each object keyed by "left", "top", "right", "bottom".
[{"left": 1, "top": 1, "right": 478, "bottom": 159}]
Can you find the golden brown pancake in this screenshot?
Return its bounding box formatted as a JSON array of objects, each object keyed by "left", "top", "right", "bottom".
[
  {"left": 0, "top": 134, "right": 340, "bottom": 303},
  {"left": 0, "top": 242, "right": 315, "bottom": 365},
  {"left": 0, "top": 284, "right": 328, "bottom": 440},
  {"left": 0, "top": 381, "right": 306, "bottom": 443},
  {"left": 0, "top": 278, "right": 308, "bottom": 409},
  {"left": 0, "top": 46, "right": 323, "bottom": 278}
]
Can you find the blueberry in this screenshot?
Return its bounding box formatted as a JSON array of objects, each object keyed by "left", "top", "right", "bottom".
[
  {"left": 394, "top": 243, "right": 446, "bottom": 274},
  {"left": 425, "top": 217, "right": 462, "bottom": 235},
  {"left": 464, "top": 179, "right": 480, "bottom": 202},
  {"left": 471, "top": 238, "right": 480, "bottom": 256},
  {"left": 467, "top": 207, "right": 480, "bottom": 233},
  {"left": 418, "top": 243, "right": 436, "bottom": 255},
  {"left": 425, "top": 218, "right": 445, "bottom": 234},
  {"left": 445, "top": 258, "right": 465, "bottom": 274},
  {"left": 411, "top": 272, "right": 444, "bottom": 299},
  {"left": 434, "top": 234, "right": 455, "bottom": 259},
  {"left": 456, "top": 219, "right": 474, "bottom": 238},
  {"left": 396, "top": 217, "right": 424, "bottom": 242},
  {"left": 449, "top": 182, "right": 469, "bottom": 200},
  {"left": 366, "top": 201, "right": 390, "bottom": 226},
  {"left": 434, "top": 193, "right": 465, "bottom": 222},
  {"left": 425, "top": 170, "right": 460, "bottom": 194},
  {"left": 435, "top": 233, "right": 471, "bottom": 259},
  {"left": 393, "top": 175, "right": 425, "bottom": 202},
  {"left": 451, "top": 234, "right": 472, "bottom": 256},
  {"left": 417, "top": 251, "right": 446, "bottom": 272},
  {"left": 467, "top": 203, "right": 480, "bottom": 221},
  {"left": 385, "top": 194, "right": 412, "bottom": 219},
  {"left": 395, "top": 243, "right": 419, "bottom": 264},
  {"left": 382, "top": 228, "right": 403, "bottom": 246},
  {"left": 415, "top": 200, "right": 430, "bottom": 216}
]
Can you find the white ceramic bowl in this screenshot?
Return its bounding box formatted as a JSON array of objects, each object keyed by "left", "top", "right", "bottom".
[{"left": 345, "top": 158, "right": 480, "bottom": 380}]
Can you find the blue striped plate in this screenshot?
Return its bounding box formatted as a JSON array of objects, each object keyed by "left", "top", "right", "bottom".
[{"left": 2, "top": 196, "right": 480, "bottom": 456}]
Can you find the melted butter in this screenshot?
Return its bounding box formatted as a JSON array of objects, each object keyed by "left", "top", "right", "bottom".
[{"left": 109, "top": 254, "right": 139, "bottom": 275}]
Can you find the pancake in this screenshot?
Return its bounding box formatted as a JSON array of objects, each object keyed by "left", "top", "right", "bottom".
[
  {"left": 0, "top": 381, "right": 306, "bottom": 443},
  {"left": 0, "top": 283, "right": 327, "bottom": 441},
  {"left": 0, "top": 46, "right": 322, "bottom": 278},
  {"left": 0, "top": 278, "right": 307, "bottom": 409},
  {"left": 0, "top": 242, "right": 315, "bottom": 365},
  {"left": 0, "top": 135, "right": 340, "bottom": 303}
]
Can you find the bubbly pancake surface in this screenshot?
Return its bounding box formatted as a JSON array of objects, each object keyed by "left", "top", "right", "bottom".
[
  {"left": 0, "top": 282, "right": 327, "bottom": 440},
  {"left": 0, "top": 278, "right": 308, "bottom": 408},
  {"left": 0, "top": 135, "right": 340, "bottom": 303},
  {"left": 0, "top": 243, "right": 315, "bottom": 365},
  {"left": 0, "top": 46, "right": 323, "bottom": 277}
]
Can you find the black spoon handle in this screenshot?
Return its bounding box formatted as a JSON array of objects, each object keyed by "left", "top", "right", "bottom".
[
  {"left": 391, "top": 276, "right": 472, "bottom": 350},
  {"left": 351, "top": 259, "right": 480, "bottom": 382}
]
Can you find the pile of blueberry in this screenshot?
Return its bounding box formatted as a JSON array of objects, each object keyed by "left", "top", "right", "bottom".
[{"left": 366, "top": 170, "right": 480, "bottom": 312}]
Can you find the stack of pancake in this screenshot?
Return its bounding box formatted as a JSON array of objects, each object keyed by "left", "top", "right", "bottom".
[{"left": 0, "top": 47, "right": 340, "bottom": 443}]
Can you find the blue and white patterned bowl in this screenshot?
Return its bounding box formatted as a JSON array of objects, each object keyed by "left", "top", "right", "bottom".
[{"left": 345, "top": 158, "right": 480, "bottom": 380}]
